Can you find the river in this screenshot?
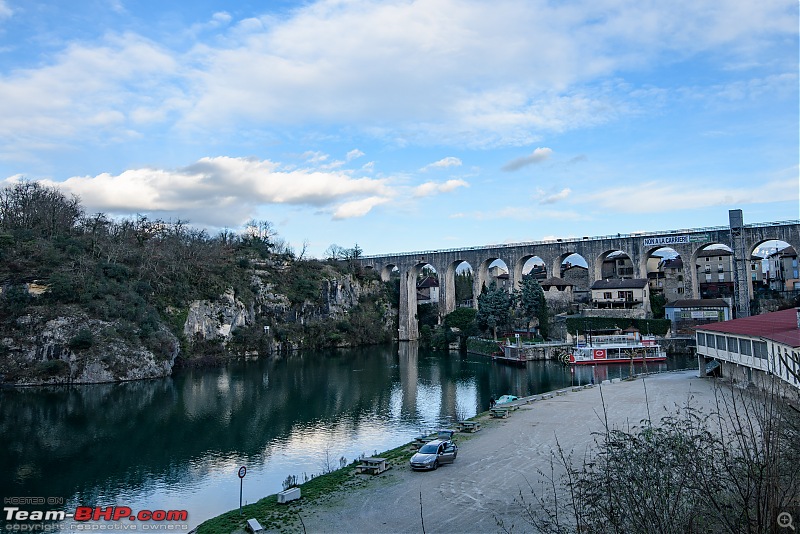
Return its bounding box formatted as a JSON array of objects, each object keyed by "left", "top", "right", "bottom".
[{"left": 0, "top": 343, "right": 692, "bottom": 530}]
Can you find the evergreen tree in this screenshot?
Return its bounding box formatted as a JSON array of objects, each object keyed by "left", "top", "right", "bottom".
[
  {"left": 515, "top": 273, "right": 548, "bottom": 339},
  {"left": 476, "top": 281, "right": 511, "bottom": 340},
  {"left": 454, "top": 269, "right": 474, "bottom": 304}
]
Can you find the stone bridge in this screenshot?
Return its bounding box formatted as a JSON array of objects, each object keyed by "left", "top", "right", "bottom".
[{"left": 359, "top": 210, "right": 800, "bottom": 341}]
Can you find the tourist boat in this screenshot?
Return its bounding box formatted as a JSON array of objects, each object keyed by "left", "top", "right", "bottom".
[{"left": 567, "top": 333, "right": 667, "bottom": 365}]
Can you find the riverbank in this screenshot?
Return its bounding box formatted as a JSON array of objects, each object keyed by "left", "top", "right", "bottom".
[{"left": 196, "top": 369, "right": 719, "bottom": 534}]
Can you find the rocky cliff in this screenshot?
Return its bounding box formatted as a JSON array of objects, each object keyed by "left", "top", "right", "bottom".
[
  {"left": 0, "top": 269, "right": 392, "bottom": 386},
  {"left": 0, "top": 307, "right": 179, "bottom": 386}
]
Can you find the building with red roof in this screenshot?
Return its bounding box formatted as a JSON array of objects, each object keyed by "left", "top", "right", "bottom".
[{"left": 695, "top": 307, "right": 799, "bottom": 396}]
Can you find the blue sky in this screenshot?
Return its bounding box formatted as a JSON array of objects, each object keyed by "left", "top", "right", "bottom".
[{"left": 1, "top": 0, "right": 797, "bottom": 258}]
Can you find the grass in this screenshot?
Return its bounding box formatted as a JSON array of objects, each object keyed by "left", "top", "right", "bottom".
[{"left": 194, "top": 442, "right": 419, "bottom": 534}]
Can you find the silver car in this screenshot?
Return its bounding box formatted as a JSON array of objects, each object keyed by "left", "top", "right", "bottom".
[{"left": 409, "top": 439, "right": 458, "bottom": 470}]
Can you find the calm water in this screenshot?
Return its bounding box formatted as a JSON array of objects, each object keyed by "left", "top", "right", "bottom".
[{"left": 0, "top": 343, "right": 691, "bottom": 530}]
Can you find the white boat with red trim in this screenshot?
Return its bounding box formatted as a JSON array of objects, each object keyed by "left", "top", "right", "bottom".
[{"left": 568, "top": 333, "right": 666, "bottom": 365}]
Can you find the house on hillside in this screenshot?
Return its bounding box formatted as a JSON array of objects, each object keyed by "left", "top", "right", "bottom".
[
  {"left": 601, "top": 251, "right": 634, "bottom": 279},
  {"left": 695, "top": 248, "right": 734, "bottom": 299},
  {"left": 767, "top": 246, "right": 799, "bottom": 292},
  {"left": 649, "top": 257, "right": 686, "bottom": 301},
  {"left": 590, "top": 278, "right": 649, "bottom": 310},
  {"left": 417, "top": 276, "right": 439, "bottom": 304}
]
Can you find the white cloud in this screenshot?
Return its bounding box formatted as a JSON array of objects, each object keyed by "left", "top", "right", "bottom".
[
  {"left": 0, "top": 0, "right": 795, "bottom": 153},
  {"left": 502, "top": 147, "right": 553, "bottom": 172},
  {"left": 9, "top": 156, "right": 395, "bottom": 226},
  {"left": 0, "top": 33, "right": 181, "bottom": 154},
  {"left": 332, "top": 196, "right": 389, "bottom": 219},
  {"left": 586, "top": 178, "right": 798, "bottom": 213},
  {"left": 346, "top": 149, "right": 365, "bottom": 161},
  {"left": 537, "top": 187, "right": 572, "bottom": 204},
  {"left": 457, "top": 206, "right": 582, "bottom": 222},
  {"left": 421, "top": 157, "right": 462, "bottom": 171},
  {"left": 0, "top": 1, "right": 12, "bottom": 19},
  {"left": 413, "top": 179, "right": 469, "bottom": 198},
  {"left": 107, "top": 0, "right": 126, "bottom": 15}
]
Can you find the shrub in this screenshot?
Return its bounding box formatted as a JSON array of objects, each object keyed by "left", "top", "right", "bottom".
[
  {"left": 35, "top": 359, "right": 69, "bottom": 378},
  {"left": 68, "top": 328, "right": 94, "bottom": 351}
]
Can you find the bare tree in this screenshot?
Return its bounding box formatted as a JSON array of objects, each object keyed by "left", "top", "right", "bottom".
[{"left": 506, "top": 379, "right": 800, "bottom": 534}]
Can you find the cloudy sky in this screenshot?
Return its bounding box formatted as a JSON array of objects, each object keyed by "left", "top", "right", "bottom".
[{"left": 0, "top": 0, "right": 797, "bottom": 257}]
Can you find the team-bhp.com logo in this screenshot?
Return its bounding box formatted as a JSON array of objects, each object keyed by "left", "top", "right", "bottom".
[{"left": 4, "top": 501, "right": 189, "bottom": 531}]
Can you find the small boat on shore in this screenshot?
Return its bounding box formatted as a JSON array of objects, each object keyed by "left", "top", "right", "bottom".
[{"left": 568, "top": 333, "right": 666, "bottom": 365}]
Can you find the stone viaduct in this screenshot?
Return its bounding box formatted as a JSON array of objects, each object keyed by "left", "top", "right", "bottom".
[{"left": 359, "top": 210, "right": 800, "bottom": 341}]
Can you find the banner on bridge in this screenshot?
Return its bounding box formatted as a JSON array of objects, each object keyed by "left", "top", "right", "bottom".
[{"left": 643, "top": 235, "right": 689, "bottom": 246}]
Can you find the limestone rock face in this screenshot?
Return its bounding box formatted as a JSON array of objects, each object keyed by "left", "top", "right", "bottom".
[
  {"left": 1, "top": 310, "right": 179, "bottom": 385},
  {"left": 183, "top": 288, "right": 254, "bottom": 342}
]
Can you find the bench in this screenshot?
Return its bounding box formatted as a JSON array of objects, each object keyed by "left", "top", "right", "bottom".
[
  {"left": 247, "top": 518, "right": 264, "bottom": 533},
  {"left": 541, "top": 393, "right": 553, "bottom": 400},
  {"left": 572, "top": 386, "right": 583, "bottom": 392}
]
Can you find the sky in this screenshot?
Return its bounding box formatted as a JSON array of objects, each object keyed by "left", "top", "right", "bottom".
[{"left": 0, "top": 0, "right": 798, "bottom": 259}]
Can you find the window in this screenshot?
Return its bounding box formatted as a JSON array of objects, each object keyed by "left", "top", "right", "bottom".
[
  {"left": 727, "top": 337, "right": 738, "bottom": 353},
  {"left": 740, "top": 339, "right": 752, "bottom": 356},
  {"left": 718, "top": 274, "right": 725, "bottom": 282},
  {"left": 705, "top": 265, "right": 711, "bottom": 273},
  {"left": 697, "top": 333, "right": 706, "bottom": 346},
  {"left": 718, "top": 264, "right": 724, "bottom": 273},
  {"left": 706, "top": 274, "right": 712, "bottom": 282},
  {"left": 618, "top": 290, "right": 633, "bottom": 301},
  {"left": 705, "top": 257, "right": 710, "bottom": 262},
  {"left": 753, "top": 341, "right": 767, "bottom": 360},
  {"left": 603, "top": 292, "right": 612, "bottom": 299},
  {"left": 715, "top": 335, "right": 726, "bottom": 350},
  {"left": 677, "top": 287, "right": 684, "bottom": 294},
  {"left": 707, "top": 335, "right": 715, "bottom": 349}
]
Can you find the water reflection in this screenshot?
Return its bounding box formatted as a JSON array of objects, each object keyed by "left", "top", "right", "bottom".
[{"left": 0, "top": 343, "right": 691, "bottom": 530}]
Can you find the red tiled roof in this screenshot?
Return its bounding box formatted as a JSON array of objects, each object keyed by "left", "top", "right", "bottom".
[{"left": 694, "top": 308, "right": 800, "bottom": 348}]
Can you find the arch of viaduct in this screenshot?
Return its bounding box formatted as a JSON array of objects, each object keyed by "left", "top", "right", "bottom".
[{"left": 359, "top": 214, "right": 800, "bottom": 341}]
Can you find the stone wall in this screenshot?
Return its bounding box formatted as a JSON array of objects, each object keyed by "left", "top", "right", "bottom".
[{"left": 580, "top": 308, "right": 648, "bottom": 320}]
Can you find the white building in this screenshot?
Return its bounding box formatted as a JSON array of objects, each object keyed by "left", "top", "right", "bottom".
[{"left": 695, "top": 307, "right": 800, "bottom": 399}]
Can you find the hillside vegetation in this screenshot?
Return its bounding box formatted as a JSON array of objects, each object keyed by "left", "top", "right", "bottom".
[{"left": 0, "top": 181, "right": 394, "bottom": 385}]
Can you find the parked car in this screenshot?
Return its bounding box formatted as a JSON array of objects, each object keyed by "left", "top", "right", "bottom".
[
  {"left": 409, "top": 439, "right": 458, "bottom": 470},
  {"left": 496, "top": 394, "right": 518, "bottom": 405}
]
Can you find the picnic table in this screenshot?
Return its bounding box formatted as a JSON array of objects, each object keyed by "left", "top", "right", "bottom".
[
  {"left": 459, "top": 420, "right": 481, "bottom": 433},
  {"left": 355, "top": 457, "right": 388, "bottom": 475},
  {"left": 490, "top": 407, "right": 510, "bottom": 418}
]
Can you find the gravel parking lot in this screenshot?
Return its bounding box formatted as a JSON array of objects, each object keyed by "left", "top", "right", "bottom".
[{"left": 298, "top": 370, "right": 716, "bottom": 534}]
